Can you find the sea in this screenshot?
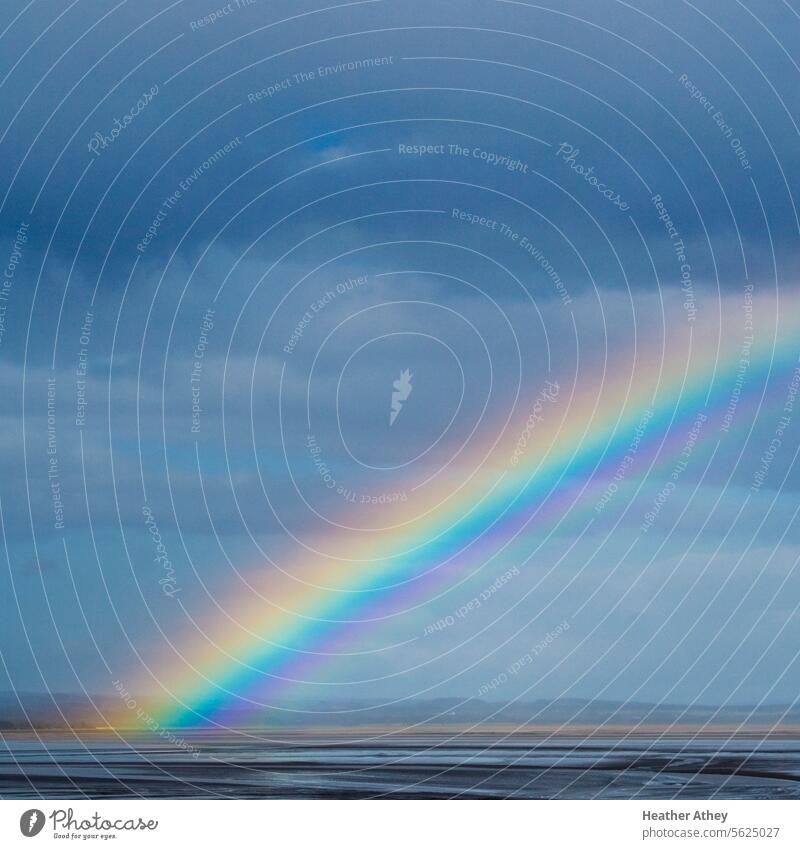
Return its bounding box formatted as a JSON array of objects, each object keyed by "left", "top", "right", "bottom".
[{"left": 1, "top": 732, "right": 799, "bottom": 799}]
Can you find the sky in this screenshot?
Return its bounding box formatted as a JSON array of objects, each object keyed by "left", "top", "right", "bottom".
[{"left": 0, "top": 0, "right": 799, "bottom": 727}]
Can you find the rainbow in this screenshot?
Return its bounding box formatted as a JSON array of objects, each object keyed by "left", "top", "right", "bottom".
[{"left": 143, "top": 291, "right": 800, "bottom": 728}]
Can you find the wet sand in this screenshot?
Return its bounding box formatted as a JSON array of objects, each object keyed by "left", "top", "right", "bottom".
[{"left": 2, "top": 729, "right": 799, "bottom": 799}]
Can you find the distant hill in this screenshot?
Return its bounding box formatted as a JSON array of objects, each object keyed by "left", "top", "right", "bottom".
[{"left": 1, "top": 692, "right": 798, "bottom": 731}]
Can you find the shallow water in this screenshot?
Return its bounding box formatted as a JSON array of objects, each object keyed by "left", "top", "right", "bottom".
[{"left": 1, "top": 733, "right": 798, "bottom": 799}]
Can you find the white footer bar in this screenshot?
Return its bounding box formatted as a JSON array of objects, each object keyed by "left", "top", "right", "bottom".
[{"left": 2, "top": 799, "right": 797, "bottom": 848}]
